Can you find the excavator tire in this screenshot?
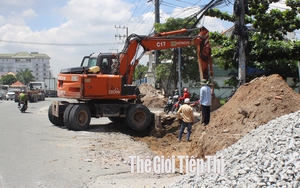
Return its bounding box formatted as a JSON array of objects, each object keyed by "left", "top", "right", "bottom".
[
  {"left": 48, "top": 104, "right": 64, "bottom": 126},
  {"left": 69, "top": 104, "right": 91, "bottom": 131},
  {"left": 126, "top": 104, "right": 152, "bottom": 131},
  {"left": 63, "top": 104, "right": 75, "bottom": 130}
]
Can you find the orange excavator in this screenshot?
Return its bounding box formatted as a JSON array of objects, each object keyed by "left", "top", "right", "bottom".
[{"left": 48, "top": 26, "right": 213, "bottom": 131}]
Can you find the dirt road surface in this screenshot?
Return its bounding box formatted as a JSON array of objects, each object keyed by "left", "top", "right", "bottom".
[{"left": 0, "top": 99, "right": 185, "bottom": 188}]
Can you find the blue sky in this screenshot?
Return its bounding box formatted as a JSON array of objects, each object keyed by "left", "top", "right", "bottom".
[{"left": 0, "top": 0, "right": 285, "bottom": 77}]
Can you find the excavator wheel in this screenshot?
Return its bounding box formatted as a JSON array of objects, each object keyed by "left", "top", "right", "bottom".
[
  {"left": 63, "top": 104, "right": 75, "bottom": 130},
  {"left": 48, "top": 104, "right": 64, "bottom": 126},
  {"left": 126, "top": 104, "right": 152, "bottom": 131},
  {"left": 69, "top": 104, "right": 91, "bottom": 131}
]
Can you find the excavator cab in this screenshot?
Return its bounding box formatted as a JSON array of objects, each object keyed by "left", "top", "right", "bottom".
[{"left": 80, "top": 53, "right": 119, "bottom": 75}]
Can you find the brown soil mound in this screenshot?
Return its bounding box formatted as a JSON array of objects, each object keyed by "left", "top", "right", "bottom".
[
  {"left": 135, "top": 74, "right": 300, "bottom": 160},
  {"left": 139, "top": 83, "right": 167, "bottom": 108}
]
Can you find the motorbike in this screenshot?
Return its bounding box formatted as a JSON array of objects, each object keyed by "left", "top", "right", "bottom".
[
  {"left": 19, "top": 101, "right": 27, "bottom": 113},
  {"left": 171, "top": 100, "right": 181, "bottom": 114},
  {"left": 164, "top": 94, "right": 180, "bottom": 114},
  {"left": 191, "top": 100, "right": 201, "bottom": 112},
  {"left": 164, "top": 96, "right": 174, "bottom": 114}
]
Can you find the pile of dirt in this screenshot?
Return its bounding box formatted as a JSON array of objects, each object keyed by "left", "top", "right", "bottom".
[
  {"left": 139, "top": 83, "right": 167, "bottom": 108},
  {"left": 135, "top": 74, "right": 300, "bottom": 161}
]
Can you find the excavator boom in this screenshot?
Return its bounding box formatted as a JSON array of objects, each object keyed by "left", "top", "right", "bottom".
[{"left": 118, "top": 26, "right": 213, "bottom": 84}]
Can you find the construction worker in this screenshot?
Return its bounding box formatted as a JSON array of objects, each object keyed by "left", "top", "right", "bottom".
[
  {"left": 177, "top": 98, "right": 194, "bottom": 142},
  {"left": 199, "top": 79, "right": 212, "bottom": 125}
]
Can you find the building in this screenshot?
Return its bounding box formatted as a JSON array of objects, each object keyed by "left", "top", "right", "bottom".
[{"left": 0, "top": 52, "right": 51, "bottom": 82}]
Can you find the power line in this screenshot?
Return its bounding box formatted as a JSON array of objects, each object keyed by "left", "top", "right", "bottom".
[
  {"left": 129, "top": 4, "right": 153, "bottom": 32},
  {"left": 124, "top": 0, "right": 143, "bottom": 26},
  {"left": 171, "top": 6, "right": 201, "bottom": 18},
  {"left": 175, "top": 0, "right": 198, "bottom": 5},
  {"left": 161, "top": 2, "right": 185, "bottom": 8},
  {"left": 116, "top": 0, "right": 136, "bottom": 25}
]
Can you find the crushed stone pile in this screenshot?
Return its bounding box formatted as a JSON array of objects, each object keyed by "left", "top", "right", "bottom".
[
  {"left": 168, "top": 110, "right": 300, "bottom": 187},
  {"left": 138, "top": 83, "right": 167, "bottom": 108}
]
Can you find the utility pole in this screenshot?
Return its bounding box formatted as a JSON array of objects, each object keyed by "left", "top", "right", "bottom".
[
  {"left": 115, "top": 25, "right": 128, "bottom": 41},
  {"left": 154, "top": 0, "right": 160, "bottom": 24},
  {"left": 238, "top": 0, "right": 246, "bottom": 85},
  {"left": 154, "top": 0, "right": 160, "bottom": 66},
  {"left": 234, "top": 0, "right": 246, "bottom": 85},
  {"left": 178, "top": 47, "right": 182, "bottom": 96},
  {"left": 114, "top": 25, "right": 128, "bottom": 53}
]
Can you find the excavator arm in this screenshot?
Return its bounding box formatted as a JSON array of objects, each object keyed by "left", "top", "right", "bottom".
[{"left": 118, "top": 26, "right": 214, "bottom": 84}]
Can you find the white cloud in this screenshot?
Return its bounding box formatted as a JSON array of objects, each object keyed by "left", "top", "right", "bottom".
[
  {"left": 269, "top": 0, "right": 291, "bottom": 11},
  {"left": 0, "top": 15, "right": 5, "bottom": 25},
  {"left": 21, "top": 9, "right": 37, "bottom": 19}
]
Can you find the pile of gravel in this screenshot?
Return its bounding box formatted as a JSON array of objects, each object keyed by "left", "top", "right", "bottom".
[{"left": 168, "top": 110, "right": 300, "bottom": 187}]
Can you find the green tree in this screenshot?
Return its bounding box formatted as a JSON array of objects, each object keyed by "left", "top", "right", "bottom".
[
  {"left": 16, "top": 69, "right": 35, "bottom": 86},
  {"left": 134, "top": 64, "right": 148, "bottom": 82},
  {"left": 0, "top": 74, "right": 17, "bottom": 85},
  {"left": 155, "top": 63, "right": 172, "bottom": 89},
  {"left": 155, "top": 17, "right": 201, "bottom": 90},
  {"left": 206, "top": 1, "right": 300, "bottom": 85}
]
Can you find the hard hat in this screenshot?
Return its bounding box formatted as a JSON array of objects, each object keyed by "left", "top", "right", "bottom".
[
  {"left": 184, "top": 88, "right": 188, "bottom": 92},
  {"left": 21, "top": 90, "right": 25, "bottom": 93},
  {"left": 184, "top": 98, "right": 190, "bottom": 104}
]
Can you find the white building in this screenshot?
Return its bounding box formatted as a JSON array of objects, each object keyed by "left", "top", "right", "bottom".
[{"left": 0, "top": 52, "right": 51, "bottom": 82}]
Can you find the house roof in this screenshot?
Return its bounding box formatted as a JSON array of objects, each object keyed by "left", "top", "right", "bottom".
[
  {"left": 0, "top": 52, "right": 50, "bottom": 59},
  {"left": 10, "top": 81, "right": 26, "bottom": 88},
  {"left": 11, "top": 81, "right": 25, "bottom": 86}
]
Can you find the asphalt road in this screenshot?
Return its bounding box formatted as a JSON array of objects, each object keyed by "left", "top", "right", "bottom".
[{"left": 0, "top": 98, "right": 112, "bottom": 188}]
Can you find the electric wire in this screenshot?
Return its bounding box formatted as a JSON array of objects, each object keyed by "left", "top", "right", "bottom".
[
  {"left": 139, "top": 11, "right": 157, "bottom": 34},
  {"left": 124, "top": 0, "right": 143, "bottom": 26},
  {"left": 174, "top": 0, "right": 198, "bottom": 5},
  {"left": 161, "top": 2, "right": 185, "bottom": 8},
  {"left": 116, "top": 0, "right": 136, "bottom": 25},
  {"left": 129, "top": 4, "right": 153, "bottom": 32}
]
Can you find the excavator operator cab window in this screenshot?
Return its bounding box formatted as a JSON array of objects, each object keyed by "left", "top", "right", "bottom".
[
  {"left": 81, "top": 57, "right": 97, "bottom": 68},
  {"left": 89, "top": 58, "right": 97, "bottom": 67},
  {"left": 100, "top": 57, "right": 110, "bottom": 74}
]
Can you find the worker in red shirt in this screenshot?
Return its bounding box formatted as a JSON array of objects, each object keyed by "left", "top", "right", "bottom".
[{"left": 178, "top": 88, "right": 190, "bottom": 102}]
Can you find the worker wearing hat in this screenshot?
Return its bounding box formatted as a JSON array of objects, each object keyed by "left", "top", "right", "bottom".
[
  {"left": 200, "top": 79, "right": 212, "bottom": 125},
  {"left": 177, "top": 98, "right": 194, "bottom": 142}
]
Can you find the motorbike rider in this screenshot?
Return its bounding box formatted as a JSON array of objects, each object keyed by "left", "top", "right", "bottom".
[
  {"left": 178, "top": 87, "right": 190, "bottom": 103},
  {"left": 173, "top": 88, "right": 180, "bottom": 103},
  {"left": 18, "top": 90, "right": 28, "bottom": 108},
  {"left": 174, "top": 88, "right": 179, "bottom": 96}
]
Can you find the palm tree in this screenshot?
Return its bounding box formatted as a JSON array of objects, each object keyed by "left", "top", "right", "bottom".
[{"left": 16, "top": 69, "right": 35, "bottom": 86}]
